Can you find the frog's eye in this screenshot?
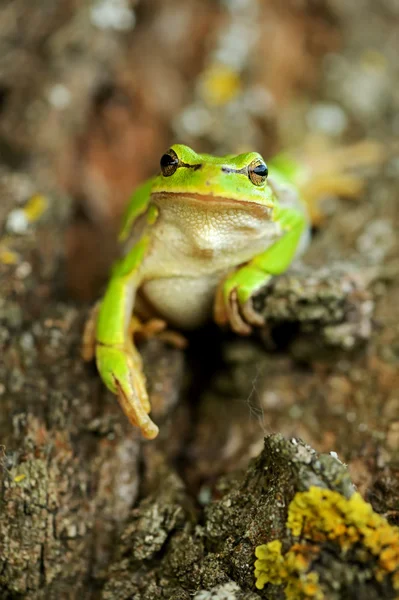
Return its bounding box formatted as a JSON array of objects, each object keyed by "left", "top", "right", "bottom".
[
  {"left": 248, "top": 159, "right": 268, "bottom": 186},
  {"left": 160, "top": 149, "right": 179, "bottom": 177}
]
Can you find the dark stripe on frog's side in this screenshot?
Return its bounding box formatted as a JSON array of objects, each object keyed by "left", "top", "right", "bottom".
[{"left": 180, "top": 161, "right": 202, "bottom": 170}]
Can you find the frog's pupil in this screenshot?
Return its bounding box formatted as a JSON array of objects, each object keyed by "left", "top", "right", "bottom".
[
  {"left": 161, "top": 153, "right": 178, "bottom": 169},
  {"left": 253, "top": 163, "right": 268, "bottom": 178}
]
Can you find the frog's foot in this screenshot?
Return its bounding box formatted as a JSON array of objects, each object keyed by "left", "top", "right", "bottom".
[
  {"left": 129, "top": 316, "right": 188, "bottom": 349},
  {"left": 214, "top": 274, "right": 265, "bottom": 336},
  {"left": 301, "top": 173, "right": 365, "bottom": 226},
  {"left": 81, "top": 302, "right": 100, "bottom": 362},
  {"left": 298, "top": 139, "right": 386, "bottom": 226},
  {"left": 96, "top": 342, "right": 159, "bottom": 439}
]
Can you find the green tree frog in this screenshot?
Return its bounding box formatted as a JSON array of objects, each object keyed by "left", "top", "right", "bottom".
[{"left": 83, "top": 144, "right": 310, "bottom": 439}]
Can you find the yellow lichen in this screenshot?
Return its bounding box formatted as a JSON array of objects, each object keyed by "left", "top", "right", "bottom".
[
  {"left": 255, "top": 539, "right": 287, "bottom": 588},
  {"left": 254, "top": 487, "right": 399, "bottom": 598},
  {"left": 0, "top": 248, "right": 19, "bottom": 265},
  {"left": 285, "top": 571, "right": 324, "bottom": 600},
  {"left": 199, "top": 64, "right": 241, "bottom": 106},
  {"left": 23, "top": 194, "right": 48, "bottom": 223}
]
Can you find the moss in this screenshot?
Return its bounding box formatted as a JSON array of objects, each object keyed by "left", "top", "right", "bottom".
[{"left": 255, "top": 487, "right": 399, "bottom": 598}]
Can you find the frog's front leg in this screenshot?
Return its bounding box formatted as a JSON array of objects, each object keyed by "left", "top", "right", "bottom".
[
  {"left": 94, "top": 236, "right": 159, "bottom": 439},
  {"left": 214, "top": 207, "right": 307, "bottom": 335}
]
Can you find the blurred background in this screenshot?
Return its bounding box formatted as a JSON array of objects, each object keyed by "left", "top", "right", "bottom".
[{"left": 1, "top": 0, "right": 397, "bottom": 300}]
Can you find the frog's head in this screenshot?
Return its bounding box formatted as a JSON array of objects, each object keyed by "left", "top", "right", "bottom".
[{"left": 151, "top": 144, "right": 274, "bottom": 212}]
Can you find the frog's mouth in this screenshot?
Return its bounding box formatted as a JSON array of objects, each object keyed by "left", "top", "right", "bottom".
[{"left": 151, "top": 191, "right": 273, "bottom": 217}]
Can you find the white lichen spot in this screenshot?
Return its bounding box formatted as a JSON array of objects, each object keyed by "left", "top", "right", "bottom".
[
  {"left": 214, "top": 23, "right": 258, "bottom": 70},
  {"left": 194, "top": 581, "right": 242, "bottom": 600},
  {"left": 243, "top": 85, "right": 275, "bottom": 117},
  {"left": 19, "top": 332, "right": 35, "bottom": 351},
  {"left": 262, "top": 391, "right": 280, "bottom": 409},
  {"left": 90, "top": 0, "right": 136, "bottom": 31},
  {"left": 15, "top": 261, "right": 32, "bottom": 280},
  {"left": 48, "top": 84, "right": 71, "bottom": 109},
  {"left": 6, "top": 209, "right": 29, "bottom": 234},
  {"left": 357, "top": 219, "right": 394, "bottom": 264},
  {"left": 306, "top": 102, "right": 348, "bottom": 136},
  {"left": 198, "top": 485, "right": 212, "bottom": 506},
  {"left": 329, "top": 451, "right": 344, "bottom": 465},
  {"left": 176, "top": 105, "right": 213, "bottom": 136}
]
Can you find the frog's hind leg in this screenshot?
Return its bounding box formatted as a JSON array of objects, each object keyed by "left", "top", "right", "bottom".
[
  {"left": 129, "top": 315, "right": 188, "bottom": 349},
  {"left": 271, "top": 138, "right": 386, "bottom": 226},
  {"left": 303, "top": 139, "right": 385, "bottom": 225}
]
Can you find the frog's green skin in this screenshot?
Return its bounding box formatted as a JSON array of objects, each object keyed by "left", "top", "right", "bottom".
[{"left": 89, "top": 144, "right": 309, "bottom": 439}]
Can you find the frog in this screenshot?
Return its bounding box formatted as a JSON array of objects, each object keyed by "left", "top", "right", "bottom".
[{"left": 82, "top": 142, "right": 371, "bottom": 440}]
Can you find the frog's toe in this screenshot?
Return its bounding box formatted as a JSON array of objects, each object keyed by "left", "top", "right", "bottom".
[
  {"left": 229, "top": 289, "right": 253, "bottom": 335},
  {"left": 214, "top": 281, "right": 252, "bottom": 334},
  {"left": 157, "top": 330, "right": 188, "bottom": 349},
  {"left": 130, "top": 316, "right": 166, "bottom": 338},
  {"left": 240, "top": 298, "right": 264, "bottom": 328},
  {"left": 115, "top": 377, "right": 159, "bottom": 440},
  {"left": 130, "top": 316, "right": 188, "bottom": 349},
  {"left": 126, "top": 351, "right": 151, "bottom": 414}
]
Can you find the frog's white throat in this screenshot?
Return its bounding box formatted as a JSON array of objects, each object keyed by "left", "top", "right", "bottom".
[{"left": 145, "top": 191, "right": 281, "bottom": 274}]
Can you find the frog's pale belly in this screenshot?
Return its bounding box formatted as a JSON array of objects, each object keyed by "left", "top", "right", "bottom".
[{"left": 141, "top": 274, "right": 222, "bottom": 329}]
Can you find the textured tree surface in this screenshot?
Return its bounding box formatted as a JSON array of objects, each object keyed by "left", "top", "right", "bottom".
[{"left": 0, "top": 1, "right": 399, "bottom": 599}]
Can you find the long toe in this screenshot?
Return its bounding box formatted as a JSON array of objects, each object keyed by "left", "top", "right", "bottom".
[{"left": 115, "top": 379, "right": 159, "bottom": 439}]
